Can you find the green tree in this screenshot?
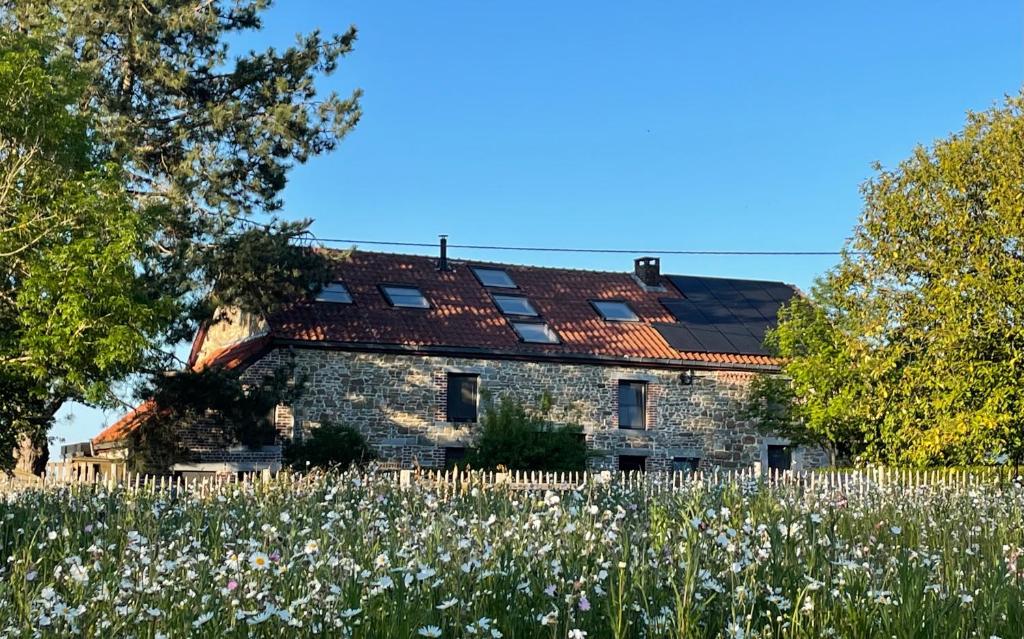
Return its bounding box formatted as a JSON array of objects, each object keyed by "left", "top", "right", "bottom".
[
  {"left": 0, "top": 33, "right": 176, "bottom": 472},
  {"left": 757, "top": 93, "right": 1024, "bottom": 467},
  {"left": 0, "top": 1, "right": 361, "bottom": 470},
  {"left": 129, "top": 357, "right": 304, "bottom": 472},
  {"left": 744, "top": 284, "right": 867, "bottom": 464},
  {"left": 282, "top": 421, "right": 375, "bottom": 472},
  {"left": 465, "top": 398, "right": 589, "bottom": 472}
]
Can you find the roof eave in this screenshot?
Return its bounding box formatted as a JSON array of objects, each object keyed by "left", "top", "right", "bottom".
[{"left": 271, "top": 338, "right": 782, "bottom": 373}]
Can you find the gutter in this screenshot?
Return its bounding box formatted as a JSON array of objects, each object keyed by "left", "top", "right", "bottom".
[{"left": 271, "top": 338, "right": 781, "bottom": 373}]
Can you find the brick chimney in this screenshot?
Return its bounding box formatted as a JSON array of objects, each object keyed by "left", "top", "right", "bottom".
[{"left": 634, "top": 256, "right": 660, "bottom": 287}]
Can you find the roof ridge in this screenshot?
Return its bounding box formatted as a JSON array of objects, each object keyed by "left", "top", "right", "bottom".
[{"left": 323, "top": 247, "right": 793, "bottom": 285}]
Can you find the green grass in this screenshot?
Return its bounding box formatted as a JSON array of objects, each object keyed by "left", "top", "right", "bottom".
[{"left": 1, "top": 472, "right": 1023, "bottom": 638}]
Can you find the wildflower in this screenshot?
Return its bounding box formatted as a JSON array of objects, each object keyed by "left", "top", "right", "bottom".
[
  {"left": 280, "top": 512, "right": 291, "bottom": 524},
  {"left": 890, "top": 526, "right": 902, "bottom": 535},
  {"left": 538, "top": 610, "right": 558, "bottom": 626},
  {"left": 436, "top": 598, "right": 459, "bottom": 610},
  {"left": 304, "top": 540, "right": 319, "bottom": 555},
  {"left": 418, "top": 626, "right": 443, "bottom": 637},
  {"left": 578, "top": 595, "right": 591, "bottom": 611},
  {"left": 569, "top": 630, "right": 587, "bottom": 639},
  {"left": 416, "top": 566, "right": 437, "bottom": 581},
  {"left": 227, "top": 579, "right": 239, "bottom": 591},
  {"left": 250, "top": 552, "right": 270, "bottom": 571},
  {"left": 193, "top": 612, "right": 214, "bottom": 628},
  {"left": 960, "top": 593, "right": 974, "bottom": 605},
  {"left": 544, "top": 584, "right": 557, "bottom": 597},
  {"left": 340, "top": 608, "right": 362, "bottom": 619}
]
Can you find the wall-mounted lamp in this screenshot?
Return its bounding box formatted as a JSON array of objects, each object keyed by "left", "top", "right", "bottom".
[{"left": 679, "top": 369, "right": 695, "bottom": 386}]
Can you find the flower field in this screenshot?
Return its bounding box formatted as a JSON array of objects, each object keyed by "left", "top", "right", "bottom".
[{"left": 2, "top": 470, "right": 1023, "bottom": 638}]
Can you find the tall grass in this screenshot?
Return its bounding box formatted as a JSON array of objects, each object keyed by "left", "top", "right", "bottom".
[{"left": 1, "top": 471, "right": 1022, "bottom": 637}]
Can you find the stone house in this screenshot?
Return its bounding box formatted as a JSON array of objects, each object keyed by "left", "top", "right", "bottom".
[{"left": 90, "top": 249, "right": 829, "bottom": 474}]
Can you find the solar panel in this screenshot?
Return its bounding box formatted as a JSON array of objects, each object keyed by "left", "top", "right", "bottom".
[
  {"left": 659, "top": 274, "right": 798, "bottom": 356},
  {"left": 652, "top": 323, "right": 705, "bottom": 352}
]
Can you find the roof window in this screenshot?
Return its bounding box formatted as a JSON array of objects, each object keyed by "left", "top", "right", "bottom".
[
  {"left": 381, "top": 285, "right": 430, "bottom": 309},
  {"left": 493, "top": 294, "right": 538, "bottom": 317},
  {"left": 472, "top": 267, "right": 516, "bottom": 288},
  {"left": 315, "top": 282, "right": 353, "bottom": 304},
  {"left": 512, "top": 321, "right": 559, "bottom": 344},
  {"left": 592, "top": 300, "right": 639, "bottom": 322}
]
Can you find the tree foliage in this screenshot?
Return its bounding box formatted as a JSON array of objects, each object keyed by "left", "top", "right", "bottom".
[
  {"left": 283, "top": 421, "right": 375, "bottom": 472},
  {"left": 464, "top": 399, "right": 589, "bottom": 472},
  {"left": 129, "top": 356, "right": 304, "bottom": 472},
  {"left": 0, "top": 32, "right": 174, "bottom": 471},
  {"left": 753, "top": 93, "right": 1024, "bottom": 466},
  {"left": 0, "top": 1, "right": 361, "bottom": 470}
]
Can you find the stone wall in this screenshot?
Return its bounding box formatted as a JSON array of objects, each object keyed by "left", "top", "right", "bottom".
[{"left": 222, "top": 347, "right": 828, "bottom": 472}]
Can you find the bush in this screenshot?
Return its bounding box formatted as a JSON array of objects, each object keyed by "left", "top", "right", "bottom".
[
  {"left": 283, "top": 422, "right": 375, "bottom": 471},
  {"left": 463, "top": 399, "right": 588, "bottom": 471}
]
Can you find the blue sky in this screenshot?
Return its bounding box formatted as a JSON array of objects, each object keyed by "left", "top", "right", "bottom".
[{"left": 51, "top": 0, "right": 1022, "bottom": 455}]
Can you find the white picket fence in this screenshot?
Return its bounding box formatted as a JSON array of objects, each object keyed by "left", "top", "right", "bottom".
[{"left": 1, "top": 463, "right": 1004, "bottom": 497}]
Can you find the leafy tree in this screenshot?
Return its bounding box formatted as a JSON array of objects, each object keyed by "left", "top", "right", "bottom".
[
  {"left": 757, "top": 93, "right": 1024, "bottom": 467},
  {"left": 744, "top": 284, "right": 868, "bottom": 464},
  {"left": 0, "top": 1, "right": 361, "bottom": 470},
  {"left": 129, "top": 356, "right": 304, "bottom": 472},
  {"left": 283, "top": 421, "right": 375, "bottom": 471},
  {"left": 0, "top": 32, "right": 175, "bottom": 472},
  {"left": 464, "top": 399, "right": 589, "bottom": 472}
]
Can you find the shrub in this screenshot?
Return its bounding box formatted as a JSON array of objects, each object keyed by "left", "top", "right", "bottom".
[
  {"left": 283, "top": 422, "right": 375, "bottom": 471},
  {"left": 463, "top": 399, "right": 588, "bottom": 471}
]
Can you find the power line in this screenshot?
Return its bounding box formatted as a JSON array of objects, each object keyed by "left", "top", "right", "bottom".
[
  {"left": 310, "top": 237, "right": 846, "bottom": 256},
  {"left": 225, "top": 212, "right": 846, "bottom": 256}
]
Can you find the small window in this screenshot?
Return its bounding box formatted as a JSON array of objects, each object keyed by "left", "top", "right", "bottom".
[
  {"left": 767, "top": 445, "right": 791, "bottom": 470},
  {"left": 592, "top": 300, "right": 639, "bottom": 322},
  {"left": 315, "top": 282, "right": 352, "bottom": 303},
  {"left": 381, "top": 285, "right": 430, "bottom": 308},
  {"left": 472, "top": 267, "right": 517, "bottom": 288},
  {"left": 618, "top": 380, "right": 647, "bottom": 429},
  {"left": 444, "top": 446, "right": 467, "bottom": 468},
  {"left": 672, "top": 457, "right": 700, "bottom": 473},
  {"left": 618, "top": 455, "right": 646, "bottom": 472},
  {"left": 512, "top": 321, "right": 559, "bottom": 344},
  {"left": 493, "top": 295, "right": 538, "bottom": 317},
  {"left": 446, "top": 374, "right": 478, "bottom": 423}
]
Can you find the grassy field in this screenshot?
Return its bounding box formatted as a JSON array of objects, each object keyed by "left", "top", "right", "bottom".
[{"left": 1, "top": 471, "right": 1023, "bottom": 638}]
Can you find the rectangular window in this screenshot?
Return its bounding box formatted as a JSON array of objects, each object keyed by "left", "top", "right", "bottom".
[
  {"left": 315, "top": 282, "right": 352, "bottom": 303},
  {"left": 618, "top": 454, "right": 646, "bottom": 472},
  {"left": 767, "top": 445, "right": 792, "bottom": 470},
  {"left": 591, "top": 300, "right": 639, "bottom": 322},
  {"left": 444, "top": 446, "right": 467, "bottom": 468},
  {"left": 446, "top": 374, "right": 478, "bottom": 423},
  {"left": 672, "top": 457, "right": 700, "bottom": 473},
  {"left": 512, "top": 321, "right": 559, "bottom": 344},
  {"left": 493, "top": 294, "right": 538, "bottom": 316},
  {"left": 618, "top": 380, "right": 647, "bottom": 429},
  {"left": 472, "top": 267, "right": 517, "bottom": 288},
  {"left": 381, "top": 285, "right": 430, "bottom": 308}
]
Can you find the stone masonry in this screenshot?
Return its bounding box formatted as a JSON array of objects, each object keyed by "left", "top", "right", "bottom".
[{"left": 215, "top": 345, "right": 829, "bottom": 472}]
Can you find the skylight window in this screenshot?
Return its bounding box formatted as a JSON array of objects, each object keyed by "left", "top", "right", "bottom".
[
  {"left": 472, "top": 267, "right": 516, "bottom": 288},
  {"left": 592, "top": 300, "right": 639, "bottom": 322},
  {"left": 493, "top": 294, "right": 538, "bottom": 316},
  {"left": 512, "top": 321, "right": 559, "bottom": 344},
  {"left": 315, "top": 282, "right": 353, "bottom": 304},
  {"left": 381, "top": 285, "right": 430, "bottom": 309}
]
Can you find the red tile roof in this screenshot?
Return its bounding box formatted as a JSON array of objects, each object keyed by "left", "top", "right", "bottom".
[
  {"left": 96, "top": 251, "right": 789, "bottom": 445},
  {"left": 266, "top": 250, "right": 782, "bottom": 367}
]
